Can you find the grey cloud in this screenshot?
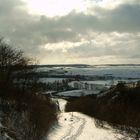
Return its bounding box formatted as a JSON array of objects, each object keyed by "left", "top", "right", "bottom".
[
  {"left": 0, "top": 0, "right": 22, "bottom": 14},
  {"left": 1, "top": 1, "right": 140, "bottom": 46},
  {"left": 58, "top": 4, "right": 140, "bottom": 33},
  {"left": 58, "top": 33, "right": 140, "bottom": 61},
  {"left": 0, "top": 0, "right": 140, "bottom": 64},
  {"left": 106, "top": 4, "right": 140, "bottom": 32}
]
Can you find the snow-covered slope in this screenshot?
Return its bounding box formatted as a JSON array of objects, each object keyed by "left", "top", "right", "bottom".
[
  {"left": 48, "top": 112, "right": 124, "bottom": 140},
  {"left": 47, "top": 99, "right": 125, "bottom": 140}
]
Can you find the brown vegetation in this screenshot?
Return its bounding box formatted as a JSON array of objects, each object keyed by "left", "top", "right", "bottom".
[{"left": 0, "top": 38, "right": 57, "bottom": 140}]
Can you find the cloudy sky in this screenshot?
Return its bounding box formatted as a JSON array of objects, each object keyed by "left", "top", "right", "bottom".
[{"left": 0, "top": 0, "right": 140, "bottom": 64}]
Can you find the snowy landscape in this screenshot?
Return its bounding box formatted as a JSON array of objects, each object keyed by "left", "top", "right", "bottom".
[
  {"left": 40, "top": 65, "right": 140, "bottom": 140},
  {"left": 40, "top": 65, "right": 140, "bottom": 97},
  {"left": 1, "top": 0, "right": 140, "bottom": 139},
  {"left": 47, "top": 99, "right": 125, "bottom": 140},
  {"left": 39, "top": 65, "right": 140, "bottom": 79},
  {"left": 1, "top": 62, "right": 140, "bottom": 140}
]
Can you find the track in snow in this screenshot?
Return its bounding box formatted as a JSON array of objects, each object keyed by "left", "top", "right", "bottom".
[
  {"left": 47, "top": 98, "right": 124, "bottom": 140},
  {"left": 61, "top": 114, "right": 86, "bottom": 140}
]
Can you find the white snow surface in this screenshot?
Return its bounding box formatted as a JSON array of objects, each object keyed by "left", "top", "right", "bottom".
[
  {"left": 57, "top": 89, "right": 101, "bottom": 97},
  {"left": 40, "top": 78, "right": 66, "bottom": 83},
  {"left": 47, "top": 99, "right": 124, "bottom": 140},
  {"left": 39, "top": 65, "right": 140, "bottom": 79},
  {"left": 57, "top": 90, "right": 84, "bottom": 97},
  {"left": 48, "top": 112, "right": 123, "bottom": 140},
  {"left": 65, "top": 66, "right": 140, "bottom": 78}
]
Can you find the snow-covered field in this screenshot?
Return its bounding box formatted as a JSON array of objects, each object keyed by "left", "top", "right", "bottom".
[
  {"left": 57, "top": 90, "right": 84, "bottom": 97},
  {"left": 57, "top": 89, "right": 102, "bottom": 97},
  {"left": 40, "top": 65, "right": 140, "bottom": 97},
  {"left": 65, "top": 65, "right": 140, "bottom": 79},
  {"left": 44, "top": 66, "right": 140, "bottom": 139},
  {"left": 40, "top": 78, "right": 66, "bottom": 83},
  {"left": 47, "top": 99, "right": 125, "bottom": 140},
  {"left": 39, "top": 65, "right": 140, "bottom": 79}
]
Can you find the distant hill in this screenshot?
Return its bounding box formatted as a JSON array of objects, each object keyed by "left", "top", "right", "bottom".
[
  {"left": 34, "top": 64, "right": 140, "bottom": 68},
  {"left": 35, "top": 64, "right": 91, "bottom": 68}
]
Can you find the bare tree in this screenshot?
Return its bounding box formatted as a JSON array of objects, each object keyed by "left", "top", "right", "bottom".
[
  {"left": 0, "top": 38, "right": 57, "bottom": 140},
  {"left": 0, "top": 38, "right": 38, "bottom": 94}
]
